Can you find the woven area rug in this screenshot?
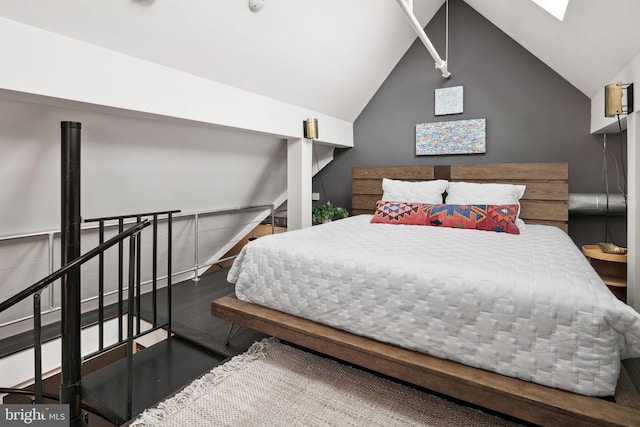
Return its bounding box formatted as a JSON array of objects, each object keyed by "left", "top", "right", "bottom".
[{"left": 131, "top": 338, "right": 521, "bottom": 426}]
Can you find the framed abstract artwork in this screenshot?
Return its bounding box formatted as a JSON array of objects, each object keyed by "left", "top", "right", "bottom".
[
  {"left": 434, "top": 86, "right": 463, "bottom": 115},
  {"left": 415, "top": 118, "right": 486, "bottom": 156}
]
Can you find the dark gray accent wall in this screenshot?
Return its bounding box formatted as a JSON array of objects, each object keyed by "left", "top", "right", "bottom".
[{"left": 313, "top": 0, "right": 626, "bottom": 247}]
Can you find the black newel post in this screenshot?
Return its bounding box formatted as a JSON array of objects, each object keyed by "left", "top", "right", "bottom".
[{"left": 60, "top": 121, "right": 83, "bottom": 425}]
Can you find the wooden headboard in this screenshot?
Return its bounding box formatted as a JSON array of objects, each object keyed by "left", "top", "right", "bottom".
[{"left": 352, "top": 163, "right": 569, "bottom": 232}]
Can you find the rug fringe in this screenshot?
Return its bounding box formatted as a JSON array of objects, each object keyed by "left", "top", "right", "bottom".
[{"left": 129, "top": 337, "right": 278, "bottom": 426}]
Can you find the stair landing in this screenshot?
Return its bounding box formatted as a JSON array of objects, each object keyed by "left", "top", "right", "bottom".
[{"left": 81, "top": 335, "right": 223, "bottom": 425}]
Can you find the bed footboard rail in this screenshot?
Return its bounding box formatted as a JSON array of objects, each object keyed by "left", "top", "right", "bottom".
[{"left": 212, "top": 293, "right": 640, "bottom": 427}]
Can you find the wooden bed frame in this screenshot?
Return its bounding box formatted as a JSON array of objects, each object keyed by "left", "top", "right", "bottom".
[{"left": 212, "top": 163, "right": 640, "bottom": 426}]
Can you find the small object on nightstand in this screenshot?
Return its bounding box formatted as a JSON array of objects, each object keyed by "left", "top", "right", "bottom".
[
  {"left": 597, "top": 242, "right": 627, "bottom": 255},
  {"left": 582, "top": 244, "right": 627, "bottom": 303}
]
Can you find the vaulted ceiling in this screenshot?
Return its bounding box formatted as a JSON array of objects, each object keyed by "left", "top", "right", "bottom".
[{"left": 0, "top": 0, "right": 639, "bottom": 123}]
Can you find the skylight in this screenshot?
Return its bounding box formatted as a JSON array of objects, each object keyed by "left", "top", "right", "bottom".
[{"left": 531, "top": 0, "right": 569, "bottom": 21}]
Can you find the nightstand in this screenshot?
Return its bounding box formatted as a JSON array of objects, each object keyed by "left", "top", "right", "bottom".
[{"left": 582, "top": 245, "right": 627, "bottom": 303}]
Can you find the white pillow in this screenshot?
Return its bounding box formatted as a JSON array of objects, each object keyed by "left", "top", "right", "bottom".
[
  {"left": 446, "top": 181, "right": 527, "bottom": 232},
  {"left": 382, "top": 178, "right": 448, "bottom": 204},
  {"left": 445, "top": 181, "right": 526, "bottom": 205}
]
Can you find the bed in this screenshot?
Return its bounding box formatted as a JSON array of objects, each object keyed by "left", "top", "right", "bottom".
[{"left": 212, "top": 163, "right": 640, "bottom": 426}]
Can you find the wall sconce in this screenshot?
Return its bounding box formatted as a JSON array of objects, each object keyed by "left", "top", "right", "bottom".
[
  {"left": 303, "top": 118, "right": 318, "bottom": 139},
  {"left": 605, "top": 82, "right": 634, "bottom": 117}
]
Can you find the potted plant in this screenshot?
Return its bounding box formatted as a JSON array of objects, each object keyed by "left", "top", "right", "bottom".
[{"left": 312, "top": 201, "right": 349, "bottom": 224}]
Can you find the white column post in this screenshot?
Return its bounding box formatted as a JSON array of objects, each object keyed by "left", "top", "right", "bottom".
[
  {"left": 627, "top": 112, "right": 639, "bottom": 310},
  {"left": 287, "top": 138, "right": 313, "bottom": 231}
]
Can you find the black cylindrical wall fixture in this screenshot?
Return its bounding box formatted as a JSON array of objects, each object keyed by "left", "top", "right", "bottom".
[{"left": 60, "top": 121, "right": 83, "bottom": 425}]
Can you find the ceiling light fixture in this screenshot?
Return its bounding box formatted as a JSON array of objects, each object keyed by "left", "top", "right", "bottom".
[{"left": 249, "top": 0, "right": 265, "bottom": 13}]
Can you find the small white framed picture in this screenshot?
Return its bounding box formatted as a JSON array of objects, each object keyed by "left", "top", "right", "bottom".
[{"left": 434, "top": 86, "right": 464, "bottom": 116}]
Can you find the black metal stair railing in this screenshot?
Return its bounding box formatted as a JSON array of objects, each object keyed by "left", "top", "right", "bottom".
[
  {"left": 0, "top": 121, "right": 191, "bottom": 427},
  {"left": 82, "top": 210, "right": 180, "bottom": 358},
  {"left": 0, "top": 219, "right": 148, "bottom": 403},
  {"left": 80, "top": 210, "right": 179, "bottom": 423},
  {"left": 0, "top": 209, "right": 179, "bottom": 423}
]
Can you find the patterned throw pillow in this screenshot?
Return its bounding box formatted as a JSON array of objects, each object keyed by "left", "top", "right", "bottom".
[
  {"left": 370, "top": 201, "right": 431, "bottom": 225},
  {"left": 425, "top": 204, "right": 520, "bottom": 234}
]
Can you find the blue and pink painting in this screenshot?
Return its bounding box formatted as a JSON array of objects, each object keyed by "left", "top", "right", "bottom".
[{"left": 415, "top": 118, "right": 486, "bottom": 156}]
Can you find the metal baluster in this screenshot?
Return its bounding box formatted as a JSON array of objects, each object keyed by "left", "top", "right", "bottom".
[
  {"left": 192, "top": 213, "right": 200, "bottom": 282},
  {"left": 118, "top": 217, "right": 124, "bottom": 342},
  {"left": 98, "top": 220, "right": 105, "bottom": 350},
  {"left": 167, "top": 212, "right": 173, "bottom": 336},
  {"left": 48, "top": 233, "right": 55, "bottom": 312},
  {"left": 271, "top": 205, "right": 275, "bottom": 234},
  {"left": 126, "top": 234, "right": 137, "bottom": 421},
  {"left": 33, "top": 293, "right": 43, "bottom": 404},
  {"left": 152, "top": 214, "right": 158, "bottom": 327},
  {"left": 136, "top": 215, "right": 142, "bottom": 335}
]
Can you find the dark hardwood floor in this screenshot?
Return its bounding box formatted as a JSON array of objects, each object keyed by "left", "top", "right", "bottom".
[
  {"left": 1, "top": 268, "right": 265, "bottom": 426},
  {"left": 139, "top": 268, "right": 266, "bottom": 358},
  {"left": 88, "top": 269, "right": 265, "bottom": 425},
  {"left": 0, "top": 268, "right": 265, "bottom": 360}
]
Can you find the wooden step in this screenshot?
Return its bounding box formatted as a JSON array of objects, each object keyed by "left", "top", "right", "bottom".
[{"left": 81, "top": 335, "right": 224, "bottom": 425}]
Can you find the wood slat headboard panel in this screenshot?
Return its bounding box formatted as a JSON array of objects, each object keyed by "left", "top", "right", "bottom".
[
  {"left": 352, "top": 165, "right": 435, "bottom": 180},
  {"left": 352, "top": 163, "right": 569, "bottom": 232},
  {"left": 449, "top": 163, "right": 567, "bottom": 181}
]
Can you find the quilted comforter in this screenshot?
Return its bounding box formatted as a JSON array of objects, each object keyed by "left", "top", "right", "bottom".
[{"left": 228, "top": 215, "right": 640, "bottom": 396}]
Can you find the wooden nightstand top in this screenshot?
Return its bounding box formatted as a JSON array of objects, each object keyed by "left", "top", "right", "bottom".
[{"left": 582, "top": 244, "right": 627, "bottom": 263}]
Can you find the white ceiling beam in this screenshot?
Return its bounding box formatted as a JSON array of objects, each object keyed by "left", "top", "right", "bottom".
[
  {"left": 0, "top": 16, "right": 353, "bottom": 148},
  {"left": 395, "top": 0, "right": 450, "bottom": 79}
]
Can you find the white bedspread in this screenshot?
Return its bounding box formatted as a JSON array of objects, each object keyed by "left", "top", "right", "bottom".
[{"left": 228, "top": 215, "right": 640, "bottom": 396}]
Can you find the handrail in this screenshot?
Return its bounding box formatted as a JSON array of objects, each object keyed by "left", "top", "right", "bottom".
[
  {"left": 189, "top": 204, "right": 274, "bottom": 282},
  {"left": 0, "top": 205, "right": 272, "bottom": 243},
  {"left": 0, "top": 204, "right": 275, "bottom": 329},
  {"left": 176, "top": 204, "right": 273, "bottom": 218},
  {"left": 84, "top": 209, "right": 181, "bottom": 223},
  {"left": 0, "top": 220, "right": 149, "bottom": 313}
]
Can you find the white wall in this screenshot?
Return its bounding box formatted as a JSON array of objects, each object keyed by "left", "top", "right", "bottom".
[
  {"left": 0, "top": 97, "right": 287, "bottom": 235},
  {"left": 0, "top": 72, "right": 339, "bottom": 327},
  {"left": 628, "top": 112, "right": 639, "bottom": 309},
  {"left": 590, "top": 51, "right": 639, "bottom": 310},
  {"left": 0, "top": 96, "right": 288, "bottom": 324},
  {"left": 0, "top": 14, "right": 349, "bottom": 296}
]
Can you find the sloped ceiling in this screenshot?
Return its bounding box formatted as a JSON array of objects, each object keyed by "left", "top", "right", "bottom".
[
  {"left": 0, "top": 0, "right": 440, "bottom": 122},
  {"left": 0, "top": 0, "right": 639, "bottom": 122},
  {"left": 464, "top": 0, "right": 640, "bottom": 98}
]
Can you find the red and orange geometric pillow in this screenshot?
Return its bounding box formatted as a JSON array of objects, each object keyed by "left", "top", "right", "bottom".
[
  {"left": 370, "top": 201, "right": 430, "bottom": 225},
  {"left": 426, "top": 204, "right": 520, "bottom": 234},
  {"left": 371, "top": 201, "right": 520, "bottom": 234}
]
